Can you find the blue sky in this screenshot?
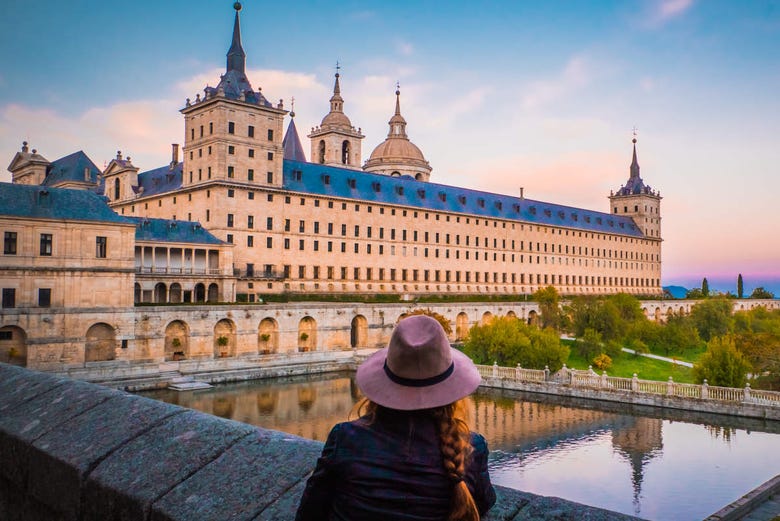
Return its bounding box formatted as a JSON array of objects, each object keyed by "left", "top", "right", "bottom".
[{"left": 1, "top": 0, "right": 779, "bottom": 294}]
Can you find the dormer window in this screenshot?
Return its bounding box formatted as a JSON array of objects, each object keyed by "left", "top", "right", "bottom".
[
  {"left": 495, "top": 201, "right": 502, "bottom": 210},
  {"left": 417, "top": 189, "right": 426, "bottom": 199},
  {"left": 292, "top": 170, "right": 302, "bottom": 181},
  {"left": 530, "top": 206, "right": 537, "bottom": 215},
  {"left": 396, "top": 186, "right": 404, "bottom": 196},
  {"left": 347, "top": 178, "right": 356, "bottom": 189},
  {"left": 584, "top": 216, "right": 591, "bottom": 223},
  {"left": 458, "top": 195, "right": 466, "bottom": 204},
  {"left": 439, "top": 192, "right": 446, "bottom": 202},
  {"left": 558, "top": 210, "right": 565, "bottom": 219},
  {"left": 596, "top": 217, "right": 602, "bottom": 224},
  {"left": 372, "top": 182, "right": 381, "bottom": 192},
  {"left": 512, "top": 204, "right": 520, "bottom": 213},
  {"left": 543, "top": 209, "right": 551, "bottom": 217},
  {"left": 477, "top": 198, "right": 485, "bottom": 208},
  {"left": 321, "top": 174, "right": 330, "bottom": 185}
]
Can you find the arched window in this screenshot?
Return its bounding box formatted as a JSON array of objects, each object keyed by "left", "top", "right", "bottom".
[
  {"left": 342, "top": 140, "right": 350, "bottom": 165},
  {"left": 318, "top": 140, "right": 326, "bottom": 164},
  {"left": 114, "top": 178, "right": 120, "bottom": 200}
]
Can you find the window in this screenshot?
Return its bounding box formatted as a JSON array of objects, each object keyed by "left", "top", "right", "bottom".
[
  {"left": 299, "top": 220, "right": 305, "bottom": 233},
  {"left": 267, "top": 152, "right": 274, "bottom": 160},
  {"left": 228, "top": 189, "right": 235, "bottom": 198},
  {"left": 227, "top": 234, "right": 233, "bottom": 244},
  {"left": 248, "top": 192, "right": 255, "bottom": 200},
  {"left": 40, "top": 234, "right": 52, "bottom": 256},
  {"left": 248, "top": 216, "right": 254, "bottom": 229},
  {"left": 267, "top": 172, "right": 273, "bottom": 183},
  {"left": 266, "top": 217, "right": 273, "bottom": 230},
  {"left": 228, "top": 121, "right": 235, "bottom": 134},
  {"left": 247, "top": 236, "right": 254, "bottom": 247},
  {"left": 96, "top": 236, "right": 107, "bottom": 258},
  {"left": 248, "top": 125, "right": 255, "bottom": 137},
  {"left": 284, "top": 219, "right": 290, "bottom": 232},
  {"left": 228, "top": 166, "right": 234, "bottom": 178},
  {"left": 284, "top": 238, "right": 290, "bottom": 249},
  {"left": 38, "top": 289, "right": 52, "bottom": 307},
  {"left": 227, "top": 214, "right": 234, "bottom": 227},
  {"left": 248, "top": 149, "right": 254, "bottom": 158},
  {"left": 1, "top": 288, "right": 15, "bottom": 308},
  {"left": 228, "top": 145, "right": 235, "bottom": 155},
  {"left": 267, "top": 129, "right": 274, "bottom": 141},
  {"left": 4, "top": 232, "right": 17, "bottom": 255},
  {"left": 266, "top": 237, "right": 273, "bottom": 248}
]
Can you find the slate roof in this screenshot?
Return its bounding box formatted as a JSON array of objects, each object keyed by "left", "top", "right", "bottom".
[
  {"left": 0, "top": 182, "right": 132, "bottom": 224},
  {"left": 283, "top": 160, "right": 645, "bottom": 238},
  {"left": 43, "top": 150, "right": 103, "bottom": 190},
  {"left": 131, "top": 217, "right": 224, "bottom": 245},
  {"left": 614, "top": 141, "right": 657, "bottom": 197},
  {"left": 135, "top": 162, "right": 183, "bottom": 198}
]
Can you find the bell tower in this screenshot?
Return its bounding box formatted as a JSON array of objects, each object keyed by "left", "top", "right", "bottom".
[{"left": 608, "top": 137, "right": 662, "bottom": 239}]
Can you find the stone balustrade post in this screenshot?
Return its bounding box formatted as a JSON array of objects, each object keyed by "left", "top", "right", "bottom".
[
  {"left": 701, "top": 379, "right": 709, "bottom": 400},
  {"left": 492, "top": 361, "right": 498, "bottom": 378},
  {"left": 601, "top": 371, "right": 607, "bottom": 388},
  {"left": 515, "top": 363, "right": 521, "bottom": 380},
  {"left": 631, "top": 373, "right": 638, "bottom": 392},
  {"left": 544, "top": 365, "right": 550, "bottom": 382},
  {"left": 667, "top": 376, "right": 674, "bottom": 395},
  {"left": 744, "top": 383, "right": 751, "bottom": 401}
]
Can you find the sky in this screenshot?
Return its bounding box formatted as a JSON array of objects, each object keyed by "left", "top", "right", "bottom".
[{"left": 1, "top": 0, "right": 778, "bottom": 294}]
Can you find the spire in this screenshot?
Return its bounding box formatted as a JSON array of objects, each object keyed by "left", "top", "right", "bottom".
[
  {"left": 388, "top": 83, "right": 407, "bottom": 138},
  {"left": 630, "top": 137, "right": 640, "bottom": 180},
  {"left": 283, "top": 106, "right": 307, "bottom": 162},
  {"left": 226, "top": 2, "right": 245, "bottom": 73},
  {"left": 329, "top": 65, "right": 344, "bottom": 114}
]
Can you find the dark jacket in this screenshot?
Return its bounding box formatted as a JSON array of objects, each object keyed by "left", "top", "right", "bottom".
[{"left": 295, "top": 409, "right": 496, "bottom": 521}]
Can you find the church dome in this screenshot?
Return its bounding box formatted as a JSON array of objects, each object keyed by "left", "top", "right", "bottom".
[
  {"left": 368, "top": 137, "right": 426, "bottom": 163},
  {"left": 320, "top": 110, "right": 352, "bottom": 128}
]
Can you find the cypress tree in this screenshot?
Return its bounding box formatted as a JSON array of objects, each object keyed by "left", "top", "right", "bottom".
[
  {"left": 702, "top": 277, "right": 709, "bottom": 297},
  {"left": 737, "top": 274, "right": 744, "bottom": 299}
]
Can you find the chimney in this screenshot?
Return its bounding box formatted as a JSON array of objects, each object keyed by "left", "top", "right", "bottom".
[{"left": 171, "top": 144, "right": 180, "bottom": 168}]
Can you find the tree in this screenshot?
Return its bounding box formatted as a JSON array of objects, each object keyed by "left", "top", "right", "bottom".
[
  {"left": 686, "top": 288, "right": 704, "bottom": 299},
  {"left": 702, "top": 278, "right": 710, "bottom": 297},
  {"left": 689, "top": 298, "right": 733, "bottom": 341},
  {"left": 462, "top": 316, "right": 569, "bottom": 371},
  {"left": 737, "top": 274, "right": 744, "bottom": 299},
  {"left": 692, "top": 335, "right": 751, "bottom": 387},
  {"left": 532, "top": 286, "right": 563, "bottom": 330},
  {"left": 750, "top": 287, "right": 775, "bottom": 299},
  {"left": 405, "top": 308, "right": 452, "bottom": 335},
  {"left": 574, "top": 328, "right": 603, "bottom": 361}
]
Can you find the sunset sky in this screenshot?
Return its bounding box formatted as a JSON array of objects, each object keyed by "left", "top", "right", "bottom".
[{"left": 1, "top": 1, "right": 778, "bottom": 294}]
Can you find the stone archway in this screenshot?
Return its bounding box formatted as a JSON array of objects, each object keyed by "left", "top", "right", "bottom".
[
  {"left": 655, "top": 307, "right": 662, "bottom": 322},
  {"left": 207, "top": 283, "right": 219, "bottom": 303},
  {"left": 258, "top": 318, "right": 279, "bottom": 354},
  {"left": 214, "top": 319, "right": 236, "bottom": 358},
  {"left": 527, "top": 310, "right": 539, "bottom": 327},
  {"left": 194, "top": 283, "right": 206, "bottom": 303},
  {"left": 164, "top": 320, "right": 189, "bottom": 361},
  {"left": 298, "top": 317, "right": 317, "bottom": 352},
  {"left": 351, "top": 315, "right": 368, "bottom": 348},
  {"left": 134, "top": 283, "right": 142, "bottom": 304},
  {"left": 481, "top": 312, "right": 494, "bottom": 325},
  {"left": 0, "top": 326, "right": 27, "bottom": 367},
  {"left": 154, "top": 283, "right": 167, "bottom": 303},
  {"left": 455, "top": 312, "right": 469, "bottom": 341},
  {"left": 506, "top": 310, "right": 517, "bottom": 319},
  {"left": 85, "top": 323, "right": 116, "bottom": 363},
  {"left": 169, "top": 283, "right": 182, "bottom": 303}
]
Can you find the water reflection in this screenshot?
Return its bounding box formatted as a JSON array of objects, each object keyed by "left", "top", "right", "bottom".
[{"left": 140, "top": 374, "right": 780, "bottom": 520}]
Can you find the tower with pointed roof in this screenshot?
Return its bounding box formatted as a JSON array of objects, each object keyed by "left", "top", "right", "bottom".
[
  {"left": 308, "top": 71, "right": 364, "bottom": 170},
  {"left": 179, "top": 1, "right": 286, "bottom": 189},
  {"left": 363, "top": 87, "right": 432, "bottom": 181},
  {"left": 282, "top": 104, "right": 307, "bottom": 162},
  {"left": 7, "top": 142, "right": 50, "bottom": 186},
  {"left": 609, "top": 137, "right": 662, "bottom": 239}
]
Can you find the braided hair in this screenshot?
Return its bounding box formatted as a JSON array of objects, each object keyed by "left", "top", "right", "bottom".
[{"left": 351, "top": 398, "right": 480, "bottom": 521}]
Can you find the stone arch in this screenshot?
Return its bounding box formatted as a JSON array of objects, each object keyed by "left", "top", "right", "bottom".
[
  {"left": 134, "top": 283, "right": 142, "bottom": 304},
  {"left": 654, "top": 307, "right": 662, "bottom": 321},
  {"left": 342, "top": 140, "right": 350, "bottom": 165},
  {"left": 164, "top": 320, "right": 189, "bottom": 361},
  {"left": 350, "top": 315, "right": 368, "bottom": 348},
  {"left": 506, "top": 310, "right": 517, "bottom": 319},
  {"left": 154, "top": 283, "right": 167, "bottom": 303},
  {"left": 214, "top": 319, "right": 236, "bottom": 358},
  {"left": 318, "top": 140, "right": 325, "bottom": 164},
  {"left": 169, "top": 283, "right": 182, "bottom": 303},
  {"left": 256, "top": 390, "right": 278, "bottom": 414},
  {"left": 397, "top": 312, "right": 409, "bottom": 323},
  {"left": 481, "top": 312, "right": 494, "bottom": 325},
  {"left": 194, "top": 283, "right": 206, "bottom": 303},
  {"left": 455, "top": 312, "right": 470, "bottom": 341},
  {"left": 298, "top": 316, "right": 317, "bottom": 352},
  {"left": 527, "top": 310, "right": 539, "bottom": 326},
  {"left": 258, "top": 318, "right": 279, "bottom": 354},
  {"left": 207, "top": 283, "right": 219, "bottom": 303},
  {"left": 678, "top": 305, "right": 685, "bottom": 315},
  {"left": 1, "top": 325, "right": 27, "bottom": 367},
  {"left": 85, "top": 323, "right": 116, "bottom": 363},
  {"left": 415, "top": 173, "right": 423, "bottom": 180}
]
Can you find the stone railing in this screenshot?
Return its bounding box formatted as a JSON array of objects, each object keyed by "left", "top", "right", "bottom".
[
  {"left": 476, "top": 363, "right": 780, "bottom": 418},
  {"left": 0, "top": 363, "right": 641, "bottom": 521}
]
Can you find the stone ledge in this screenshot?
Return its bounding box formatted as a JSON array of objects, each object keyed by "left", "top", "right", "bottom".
[{"left": 0, "top": 363, "right": 643, "bottom": 520}]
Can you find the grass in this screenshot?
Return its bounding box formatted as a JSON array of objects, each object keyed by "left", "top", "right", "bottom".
[{"left": 562, "top": 340, "right": 696, "bottom": 384}]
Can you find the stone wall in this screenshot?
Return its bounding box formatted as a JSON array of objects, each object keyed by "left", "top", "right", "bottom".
[{"left": 0, "top": 363, "right": 642, "bottom": 521}]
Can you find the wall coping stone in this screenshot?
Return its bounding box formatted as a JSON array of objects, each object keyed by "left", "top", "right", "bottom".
[{"left": 0, "top": 363, "right": 644, "bottom": 520}]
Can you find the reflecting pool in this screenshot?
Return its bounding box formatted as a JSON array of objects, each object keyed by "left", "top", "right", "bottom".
[{"left": 141, "top": 373, "right": 780, "bottom": 520}]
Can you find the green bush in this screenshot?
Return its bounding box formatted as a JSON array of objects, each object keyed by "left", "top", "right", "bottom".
[{"left": 692, "top": 335, "right": 751, "bottom": 387}]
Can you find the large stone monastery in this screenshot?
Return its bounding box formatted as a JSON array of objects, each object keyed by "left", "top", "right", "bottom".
[{"left": 0, "top": 3, "right": 665, "bottom": 369}]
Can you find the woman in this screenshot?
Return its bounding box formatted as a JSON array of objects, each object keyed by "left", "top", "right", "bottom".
[{"left": 295, "top": 314, "right": 496, "bottom": 521}]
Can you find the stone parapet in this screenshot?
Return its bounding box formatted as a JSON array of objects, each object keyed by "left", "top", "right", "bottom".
[{"left": 0, "top": 363, "right": 642, "bottom": 521}]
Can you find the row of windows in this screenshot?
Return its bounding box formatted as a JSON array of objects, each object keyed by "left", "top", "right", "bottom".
[
  {"left": 189, "top": 122, "right": 273, "bottom": 141},
  {"left": 271, "top": 266, "right": 658, "bottom": 287},
  {"left": 3, "top": 232, "right": 107, "bottom": 258},
  {"left": 1, "top": 288, "right": 50, "bottom": 308},
  {"left": 188, "top": 166, "right": 274, "bottom": 184}
]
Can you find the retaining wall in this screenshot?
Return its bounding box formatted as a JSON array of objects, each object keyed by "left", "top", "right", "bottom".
[{"left": 0, "top": 363, "right": 642, "bottom": 521}]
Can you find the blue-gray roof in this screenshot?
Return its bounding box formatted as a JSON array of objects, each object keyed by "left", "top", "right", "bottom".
[
  {"left": 282, "top": 160, "right": 645, "bottom": 238},
  {"left": 136, "top": 163, "right": 183, "bottom": 198},
  {"left": 283, "top": 118, "right": 307, "bottom": 162},
  {"left": 131, "top": 217, "right": 224, "bottom": 245},
  {"left": 0, "top": 183, "right": 133, "bottom": 224},
  {"left": 43, "top": 150, "right": 102, "bottom": 190}
]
